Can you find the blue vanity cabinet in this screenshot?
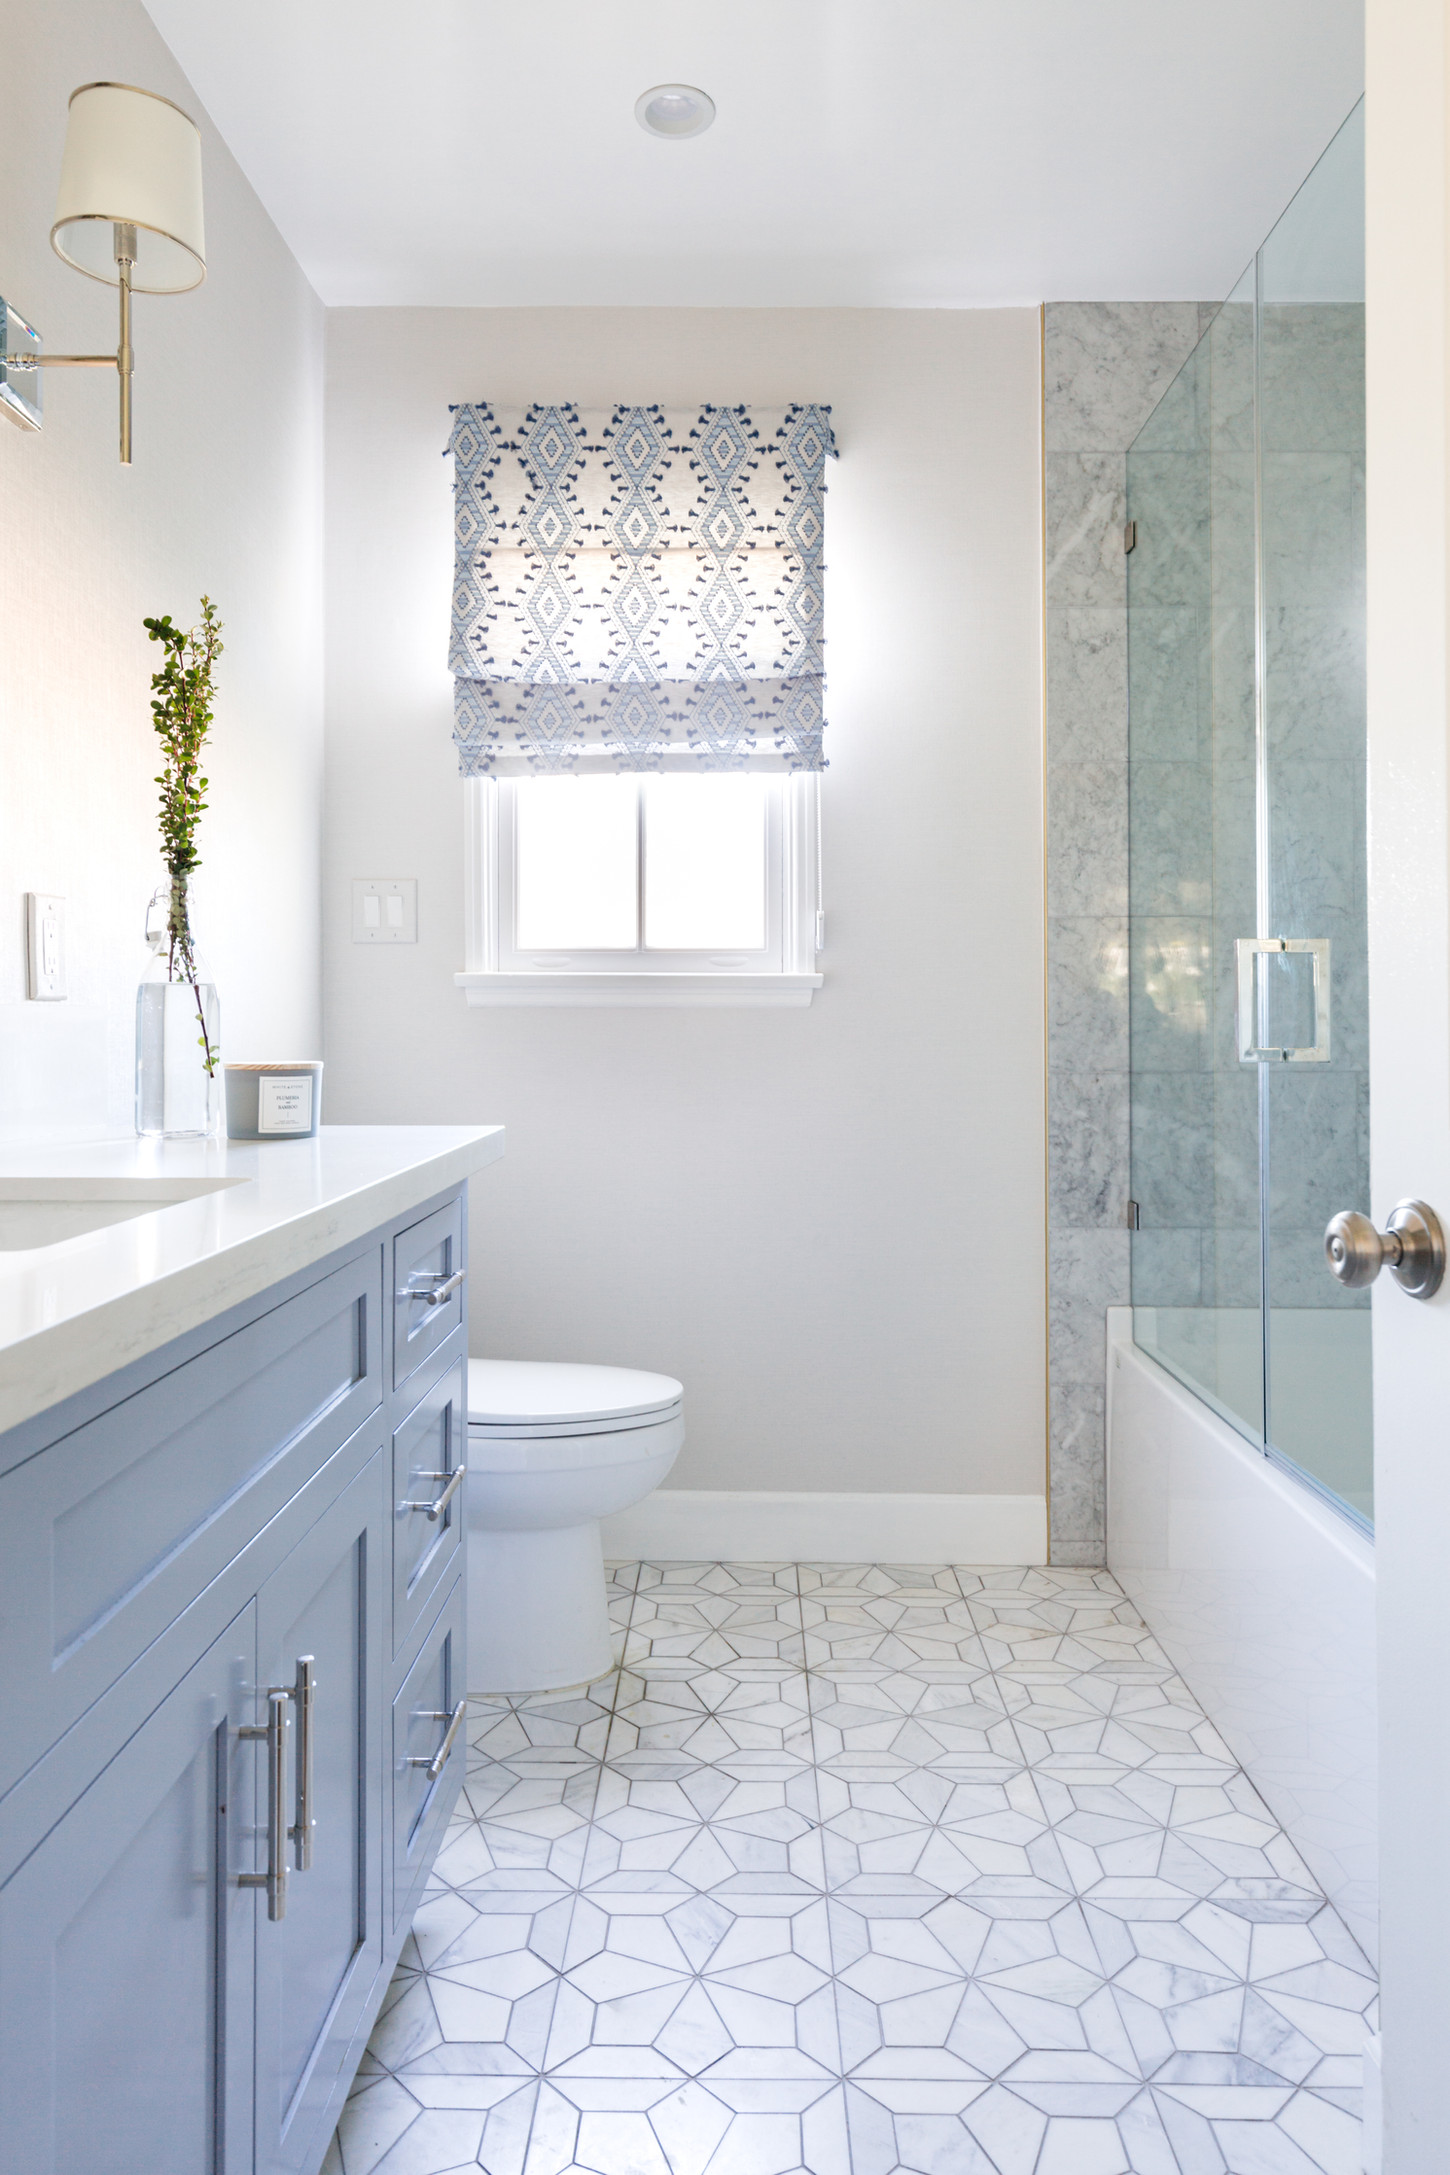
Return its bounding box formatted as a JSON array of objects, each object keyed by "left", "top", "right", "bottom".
[
  {"left": 253, "top": 1449, "right": 386, "bottom": 2175},
  {"left": 0, "top": 1245, "right": 383, "bottom": 1806},
  {"left": 0, "top": 1177, "right": 473, "bottom": 2175},
  {"left": 0, "top": 1602, "right": 260, "bottom": 2175}
]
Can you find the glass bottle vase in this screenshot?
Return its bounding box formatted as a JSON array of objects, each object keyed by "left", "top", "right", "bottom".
[{"left": 135, "top": 879, "right": 222, "bottom": 1139}]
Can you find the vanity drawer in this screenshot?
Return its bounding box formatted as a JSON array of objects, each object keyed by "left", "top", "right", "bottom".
[
  {"left": 391, "top": 1574, "right": 465, "bottom": 1933},
  {"left": 391, "top": 1348, "right": 465, "bottom": 1656},
  {"left": 392, "top": 1198, "right": 465, "bottom": 1391},
  {"left": 0, "top": 1246, "right": 382, "bottom": 1802}
]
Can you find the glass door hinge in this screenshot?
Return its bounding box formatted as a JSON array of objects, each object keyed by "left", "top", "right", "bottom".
[
  {"left": 1126, "top": 1199, "right": 1141, "bottom": 1230},
  {"left": 1123, "top": 520, "right": 1137, "bottom": 554}
]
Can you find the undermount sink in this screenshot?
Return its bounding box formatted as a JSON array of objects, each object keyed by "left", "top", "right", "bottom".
[{"left": 0, "top": 1175, "right": 247, "bottom": 1252}]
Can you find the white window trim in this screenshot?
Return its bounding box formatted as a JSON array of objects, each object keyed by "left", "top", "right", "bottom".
[{"left": 456, "top": 775, "right": 825, "bottom": 1008}]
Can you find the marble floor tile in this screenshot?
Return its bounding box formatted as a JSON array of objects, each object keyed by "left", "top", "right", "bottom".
[{"left": 335, "top": 1564, "right": 1372, "bottom": 2175}]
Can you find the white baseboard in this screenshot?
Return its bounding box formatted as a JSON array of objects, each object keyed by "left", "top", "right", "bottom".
[{"left": 600, "top": 1490, "right": 1048, "bottom": 1566}]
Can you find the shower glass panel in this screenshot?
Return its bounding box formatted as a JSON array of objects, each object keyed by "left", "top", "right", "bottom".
[{"left": 1127, "top": 100, "right": 1370, "bottom": 1529}]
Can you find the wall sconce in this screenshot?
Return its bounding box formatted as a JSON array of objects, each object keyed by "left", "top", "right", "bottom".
[{"left": 0, "top": 82, "right": 206, "bottom": 464}]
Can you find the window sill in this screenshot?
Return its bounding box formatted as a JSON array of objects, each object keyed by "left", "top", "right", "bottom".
[{"left": 455, "top": 971, "right": 823, "bottom": 1009}]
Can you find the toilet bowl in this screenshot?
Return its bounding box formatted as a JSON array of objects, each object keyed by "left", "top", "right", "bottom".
[{"left": 466, "top": 1358, "right": 683, "bottom": 1694}]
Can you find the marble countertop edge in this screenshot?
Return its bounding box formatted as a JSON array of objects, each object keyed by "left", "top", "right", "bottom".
[{"left": 0, "top": 1125, "right": 505, "bottom": 1438}]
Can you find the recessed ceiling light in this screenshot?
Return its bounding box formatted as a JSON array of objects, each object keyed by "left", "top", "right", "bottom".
[{"left": 635, "top": 83, "right": 715, "bottom": 140}]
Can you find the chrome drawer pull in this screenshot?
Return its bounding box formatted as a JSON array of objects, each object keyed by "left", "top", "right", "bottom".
[
  {"left": 397, "top": 1268, "right": 466, "bottom": 1308},
  {"left": 401, "top": 1466, "right": 466, "bottom": 1522},
  {"left": 239, "top": 1689, "right": 291, "bottom": 1921},
  {"left": 289, "top": 1656, "right": 315, "bottom": 1871},
  {"left": 409, "top": 1697, "right": 467, "bottom": 1782}
]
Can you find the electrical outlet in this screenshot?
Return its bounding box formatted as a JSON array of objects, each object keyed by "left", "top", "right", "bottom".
[
  {"left": 25, "top": 893, "right": 65, "bottom": 999},
  {"left": 352, "top": 878, "right": 417, "bottom": 944}
]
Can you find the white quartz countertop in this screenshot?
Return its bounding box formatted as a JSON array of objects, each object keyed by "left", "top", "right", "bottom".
[{"left": 0, "top": 1125, "right": 504, "bottom": 1438}]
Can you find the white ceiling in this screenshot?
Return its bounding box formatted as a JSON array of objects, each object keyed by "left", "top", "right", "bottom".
[{"left": 141, "top": 0, "right": 1364, "bottom": 309}]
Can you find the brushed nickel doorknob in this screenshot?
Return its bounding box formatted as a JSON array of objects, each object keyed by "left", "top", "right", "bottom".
[{"left": 1324, "top": 1200, "right": 1446, "bottom": 1299}]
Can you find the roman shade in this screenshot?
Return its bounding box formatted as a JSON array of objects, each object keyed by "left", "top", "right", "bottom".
[{"left": 449, "top": 402, "right": 834, "bottom": 775}]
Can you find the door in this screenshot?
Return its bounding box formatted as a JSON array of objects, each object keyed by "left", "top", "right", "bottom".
[
  {"left": 0, "top": 1604, "right": 257, "bottom": 2175},
  {"left": 253, "top": 1450, "right": 385, "bottom": 2175},
  {"left": 1368, "top": 6, "right": 1450, "bottom": 2167}
]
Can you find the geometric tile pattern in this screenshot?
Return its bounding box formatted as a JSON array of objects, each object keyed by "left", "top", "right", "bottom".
[{"left": 326, "top": 1564, "right": 1374, "bottom": 2175}]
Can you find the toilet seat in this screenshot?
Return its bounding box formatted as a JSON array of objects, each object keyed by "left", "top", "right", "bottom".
[{"left": 467, "top": 1359, "right": 683, "bottom": 1439}]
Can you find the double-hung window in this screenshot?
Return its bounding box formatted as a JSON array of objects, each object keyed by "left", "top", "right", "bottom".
[
  {"left": 462, "top": 770, "right": 820, "bottom": 1002},
  {"left": 447, "top": 402, "right": 832, "bottom": 1006}
]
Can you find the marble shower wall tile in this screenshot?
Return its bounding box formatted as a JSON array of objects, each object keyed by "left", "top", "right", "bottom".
[
  {"left": 1044, "top": 302, "right": 1205, "bottom": 452},
  {"left": 1045, "top": 609, "right": 1127, "bottom": 765},
  {"left": 1046, "top": 762, "right": 1128, "bottom": 918},
  {"left": 1044, "top": 453, "right": 1126, "bottom": 607},
  {"left": 1045, "top": 303, "right": 1209, "bottom": 1567},
  {"left": 1047, "top": 1071, "right": 1130, "bottom": 1230},
  {"left": 1047, "top": 917, "right": 1128, "bottom": 1075}
]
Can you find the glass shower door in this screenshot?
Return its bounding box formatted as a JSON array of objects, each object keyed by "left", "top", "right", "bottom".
[
  {"left": 1128, "top": 265, "right": 1264, "bottom": 1444},
  {"left": 1127, "top": 99, "right": 1370, "bottom": 1530},
  {"left": 1259, "top": 105, "right": 1371, "bottom": 1520}
]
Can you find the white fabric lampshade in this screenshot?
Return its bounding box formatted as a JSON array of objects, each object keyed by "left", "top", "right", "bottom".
[{"left": 52, "top": 82, "right": 205, "bottom": 293}]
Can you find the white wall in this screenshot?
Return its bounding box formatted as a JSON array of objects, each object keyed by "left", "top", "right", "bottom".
[
  {"left": 324, "top": 307, "right": 1045, "bottom": 1503},
  {"left": 0, "top": 0, "right": 324, "bottom": 1140}
]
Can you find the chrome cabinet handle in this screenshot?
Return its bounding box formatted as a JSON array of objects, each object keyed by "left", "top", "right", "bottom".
[
  {"left": 239, "top": 1689, "right": 291, "bottom": 1921},
  {"left": 397, "top": 1268, "right": 465, "bottom": 1308},
  {"left": 1325, "top": 1199, "right": 1446, "bottom": 1299},
  {"left": 239, "top": 1652, "right": 317, "bottom": 1915},
  {"left": 409, "top": 1698, "right": 467, "bottom": 1783},
  {"left": 290, "top": 1656, "right": 315, "bottom": 1871},
  {"left": 401, "top": 1465, "right": 466, "bottom": 1522}
]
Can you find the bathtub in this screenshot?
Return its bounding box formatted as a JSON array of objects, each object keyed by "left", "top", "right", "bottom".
[{"left": 1105, "top": 1305, "right": 1377, "bottom": 1963}]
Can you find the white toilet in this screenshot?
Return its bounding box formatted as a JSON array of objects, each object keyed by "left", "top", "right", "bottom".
[{"left": 465, "top": 1358, "right": 683, "bottom": 1694}]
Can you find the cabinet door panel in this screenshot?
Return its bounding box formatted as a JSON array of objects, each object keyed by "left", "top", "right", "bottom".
[
  {"left": 391, "top": 1573, "right": 465, "bottom": 1935},
  {"left": 0, "top": 1604, "right": 256, "bottom": 2175},
  {"left": 391, "top": 1352, "right": 464, "bottom": 1656},
  {"left": 254, "top": 1452, "right": 384, "bottom": 2175}
]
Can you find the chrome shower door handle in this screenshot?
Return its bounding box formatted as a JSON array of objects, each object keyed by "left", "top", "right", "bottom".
[
  {"left": 1325, "top": 1200, "right": 1446, "bottom": 1299},
  {"left": 239, "top": 1689, "right": 291, "bottom": 1921},
  {"left": 1235, "top": 937, "right": 1331, "bottom": 1062}
]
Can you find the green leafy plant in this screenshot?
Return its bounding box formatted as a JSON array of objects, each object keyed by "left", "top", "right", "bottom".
[{"left": 144, "top": 597, "right": 223, "bottom": 1075}]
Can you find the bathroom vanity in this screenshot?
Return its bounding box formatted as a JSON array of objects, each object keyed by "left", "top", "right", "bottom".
[{"left": 0, "top": 1124, "right": 503, "bottom": 2175}]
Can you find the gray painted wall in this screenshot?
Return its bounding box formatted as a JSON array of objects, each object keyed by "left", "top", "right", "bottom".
[{"left": 323, "top": 306, "right": 1047, "bottom": 1510}]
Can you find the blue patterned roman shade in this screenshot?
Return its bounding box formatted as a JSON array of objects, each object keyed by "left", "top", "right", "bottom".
[{"left": 448, "top": 402, "right": 834, "bottom": 775}]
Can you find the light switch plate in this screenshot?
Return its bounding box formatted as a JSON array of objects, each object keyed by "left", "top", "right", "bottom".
[
  {"left": 352, "top": 878, "right": 417, "bottom": 944},
  {"left": 25, "top": 893, "right": 65, "bottom": 999}
]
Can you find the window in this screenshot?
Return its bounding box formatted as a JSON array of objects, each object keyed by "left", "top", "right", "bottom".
[
  {"left": 447, "top": 402, "right": 832, "bottom": 1003},
  {"left": 458, "top": 772, "right": 822, "bottom": 1005}
]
